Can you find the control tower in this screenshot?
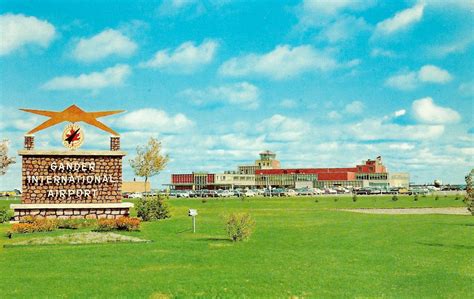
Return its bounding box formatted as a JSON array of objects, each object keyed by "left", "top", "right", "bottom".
[{"left": 255, "top": 150, "right": 281, "bottom": 169}]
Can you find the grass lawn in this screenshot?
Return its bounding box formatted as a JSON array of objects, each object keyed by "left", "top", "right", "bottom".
[{"left": 0, "top": 195, "right": 473, "bottom": 298}]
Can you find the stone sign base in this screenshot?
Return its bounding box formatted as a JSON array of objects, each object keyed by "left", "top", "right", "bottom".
[{"left": 10, "top": 203, "right": 133, "bottom": 221}]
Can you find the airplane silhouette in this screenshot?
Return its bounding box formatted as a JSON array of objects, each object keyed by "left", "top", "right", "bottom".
[{"left": 65, "top": 128, "right": 81, "bottom": 144}]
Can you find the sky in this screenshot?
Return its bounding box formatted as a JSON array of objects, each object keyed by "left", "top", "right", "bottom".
[{"left": 0, "top": 0, "right": 473, "bottom": 189}]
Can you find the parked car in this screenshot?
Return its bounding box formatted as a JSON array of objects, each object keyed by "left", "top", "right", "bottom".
[
  {"left": 325, "top": 188, "right": 337, "bottom": 195},
  {"left": 296, "top": 188, "right": 313, "bottom": 196},
  {"left": 176, "top": 190, "right": 190, "bottom": 198},
  {"left": 264, "top": 188, "right": 287, "bottom": 197},
  {"left": 335, "top": 187, "right": 349, "bottom": 194},
  {"left": 243, "top": 190, "right": 256, "bottom": 197},
  {"left": 285, "top": 189, "right": 297, "bottom": 196},
  {"left": 217, "top": 190, "right": 235, "bottom": 197},
  {"left": 233, "top": 190, "right": 244, "bottom": 197},
  {"left": 129, "top": 192, "right": 143, "bottom": 198}
]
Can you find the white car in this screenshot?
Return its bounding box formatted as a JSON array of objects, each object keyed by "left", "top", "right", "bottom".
[
  {"left": 218, "top": 190, "right": 234, "bottom": 197},
  {"left": 285, "top": 189, "right": 297, "bottom": 196},
  {"left": 129, "top": 192, "right": 143, "bottom": 198},
  {"left": 176, "top": 190, "right": 190, "bottom": 198},
  {"left": 244, "top": 190, "right": 256, "bottom": 197},
  {"left": 325, "top": 188, "right": 337, "bottom": 194}
]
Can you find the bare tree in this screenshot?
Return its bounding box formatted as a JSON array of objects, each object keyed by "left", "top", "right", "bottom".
[
  {"left": 0, "top": 140, "right": 15, "bottom": 176},
  {"left": 129, "top": 137, "right": 169, "bottom": 194}
]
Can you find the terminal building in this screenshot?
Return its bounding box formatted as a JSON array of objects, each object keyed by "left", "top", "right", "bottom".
[{"left": 170, "top": 151, "right": 409, "bottom": 190}]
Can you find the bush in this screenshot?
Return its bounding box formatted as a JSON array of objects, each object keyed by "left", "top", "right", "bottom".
[
  {"left": 136, "top": 196, "right": 170, "bottom": 221},
  {"left": 96, "top": 217, "right": 141, "bottom": 231},
  {"left": 392, "top": 195, "right": 398, "bottom": 201},
  {"left": 0, "top": 207, "right": 12, "bottom": 223},
  {"left": 33, "top": 218, "right": 58, "bottom": 232},
  {"left": 334, "top": 197, "right": 338, "bottom": 202},
  {"left": 314, "top": 199, "right": 319, "bottom": 203},
  {"left": 454, "top": 194, "right": 460, "bottom": 201},
  {"left": 11, "top": 223, "right": 36, "bottom": 234},
  {"left": 96, "top": 219, "right": 117, "bottom": 231},
  {"left": 10, "top": 218, "right": 58, "bottom": 233},
  {"left": 225, "top": 213, "right": 255, "bottom": 242},
  {"left": 116, "top": 217, "right": 140, "bottom": 231},
  {"left": 352, "top": 194, "right": 357, "bottom": 202},
  {"left": 435, "top": 195, "right": 439, "bottom": 200},
  {"left": 414, "top": 194, "right": 419, "bottom": 201}
]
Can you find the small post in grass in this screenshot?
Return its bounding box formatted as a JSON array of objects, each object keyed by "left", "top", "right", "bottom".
[{"left": 188, "top": 209, "right": 198, "bottom": 233}]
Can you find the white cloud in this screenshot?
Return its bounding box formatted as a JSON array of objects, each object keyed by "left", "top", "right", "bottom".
[
  {"left": 318, "top": 15, "right": 370, "bottom": 43},
  {"left": 158, "top": 0, "right": 201, "bottom": 16},
  {"left": 182, "top": 82, "right": 260, "bottom": 109},
  {"left": 328, "top": 111, "right": 342, "bottom": 120},
  {"left": 371, "top": 48, "right": 396, "bottom": 58},
  {"left": 411, "top": 97, "right": 461, "bottom": 125},
  {"left": 0, "top": 13, "right": 55, "bottom": 55},
  {"left": 394, "top": 109, "right": 406, "bottom": 117},
  {"left": 42, "top": 64, "right": 131, "bottom": 91},
  {"left": 300, "top": 0, "right": 363, "bottom": 16},
  {"left": 417, "top": 65, "right": 453, "bottom": 83},
  {"left": 258, "top": 114, "right": 309, "bottom": 142},
  {"left": 140, "top": 40, "right": 218, "bottom": 73},
  {"left": 386, "top": 65, "right": 452, "bottom": 90},
  {"left": 385, "top": 71, "right": 418, "bottom": 90},
  {"left": 374, "top": 3, "right": 425, "bottom": 36},
  {"left": 344, "top": 101, "right": 364, "bottom": 114},
  {"left": 295, "top": 0, "right": 374, "bottom": 30},
  {"left": 279, "top": 99, "right": 297, "bottom": 109},
  {"left": 73, "top": 29, "right": 137, "bottom": 62},
  {"left": 219, "top": 44, "right": 338, "bottom": 80},
  {"left": 429, "top": 35, "right": 474, "bottom": 58},
  {"left": 349, "top": 118, "right": 445, "bottom": 141},
  {"left": 115, "top": 109, "right": 193, "bottom": 133}
]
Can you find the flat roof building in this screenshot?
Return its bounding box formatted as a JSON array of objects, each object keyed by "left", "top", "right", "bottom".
[{"left": 170, "top": 152, "right": 408, "bottom": 190}]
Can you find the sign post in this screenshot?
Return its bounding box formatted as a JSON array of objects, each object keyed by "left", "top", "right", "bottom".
[{"left": 188, "top": 209, "right": 198, "bottom": 233}]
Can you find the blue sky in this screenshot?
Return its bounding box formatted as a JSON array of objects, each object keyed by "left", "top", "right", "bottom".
[{"left": 0, "top": 0, "right": 473, "bottom": 189}]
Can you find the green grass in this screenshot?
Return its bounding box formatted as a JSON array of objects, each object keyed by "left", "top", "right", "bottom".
[{"left": 0, "top": 195, "right": 472, "bottom": 298}]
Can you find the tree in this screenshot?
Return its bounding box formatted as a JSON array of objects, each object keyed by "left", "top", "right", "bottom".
[
  {"left": 0, "top": 139, "right": 15, "bottom": 176},
  {"left": 465, "top": 169, "right": 474, "bottom": 216},
  {"left": 129, "top": 137, "right": 169, "bottom": 194}
]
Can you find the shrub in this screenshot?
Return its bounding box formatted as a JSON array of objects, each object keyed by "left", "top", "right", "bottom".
[
  {"left": 454, "top": 194, "right": 460, "bottom": 201},
  {"left": 0, "top": 207, "right": 12, "bottom": 223},
  {"left": 96, "top": 219, "right": 117, "bottom": 231},
  {"left": 136, "top": 196, "right": 170, "bottom": 221},
  {"left": 435, "top": 195, "right": 439, "bottom": 200},
  {"left": 96, "top": 217, "right": 140, "bottom": 231},
  {"left": 33, "top": 218, "right": 58, "bottom": 232},
  {"left": 314, "top": 199, "right": 319, "bottom": 203},
  {"left": 116, "top": 217, "right": 140, "bottom": 231},
  {"left": 11, "top": 223, "right": 36, "bottom": 234},
  {"left": 414, "top": 194, "right": 419, "bottom": 201},
  {"left": 334, "top": 197, "right": 338, "bottom": 202},
  {"left": 392, "top": 195, "right": 398, "bottom": 201},
  {"left": 352, "top": 194, "right": 357, "bottom": 202},
  {"left": 12, "top": 217, "right": 58, "bottom": 233},
  {"left": 225, "top": 213, "right": 255, "bottom": 242}
]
